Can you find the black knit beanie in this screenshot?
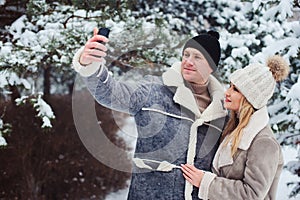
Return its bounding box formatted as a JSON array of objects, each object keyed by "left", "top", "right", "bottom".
[{"left": 183, "top": 30, "right": 221, "bottom": 72}]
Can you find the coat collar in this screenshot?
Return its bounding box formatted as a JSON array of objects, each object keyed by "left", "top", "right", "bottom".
[
  {"left": 213, "top": 106, "right": 269, "bottom": 171},
  {"left": 238, "top": 106, "right": 269, "bottom": 150},
  {"left": 162, "top": 62, "right": 227, "bottom": 200},
  {"left": 162, "top": 61, "right": 227, "bottom": 121}
]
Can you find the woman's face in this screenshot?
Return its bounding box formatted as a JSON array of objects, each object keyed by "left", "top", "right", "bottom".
[
  {"left": 181, "top": 48, "right": 213, "bottom": 84},
  {"left": 224, "top": 83, "right": 243, "bottom": 112}
]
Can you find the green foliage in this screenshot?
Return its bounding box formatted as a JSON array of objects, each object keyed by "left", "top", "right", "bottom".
[
  {"left": 66, "top": 0, "right": 138, "bottom": 14},
  {"left": 0, "top": 0, "right": 184, "bottom": 135},
  {"left": 26, "top": 0, "right": 50, "bottom": 19}
]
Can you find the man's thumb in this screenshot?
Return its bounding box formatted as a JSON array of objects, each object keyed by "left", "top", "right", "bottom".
[{"left": 93, "top": 27, "right": 98, "bottom": 36}]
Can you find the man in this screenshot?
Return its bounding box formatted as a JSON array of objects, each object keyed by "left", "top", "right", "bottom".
[{"left": 72, "top": 28, "right": 227, "bottom": 199}]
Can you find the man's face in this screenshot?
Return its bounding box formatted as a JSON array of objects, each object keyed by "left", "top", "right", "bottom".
[{"left": 181, "top": 48, "right": 213, "bottom": 84}]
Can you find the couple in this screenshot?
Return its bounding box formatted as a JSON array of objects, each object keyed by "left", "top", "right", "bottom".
[{"left": 72, "top": 28, "right": 288, "bottom": 200}]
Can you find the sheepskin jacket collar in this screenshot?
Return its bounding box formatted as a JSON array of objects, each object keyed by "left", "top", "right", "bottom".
[
  {"left": 213, "top": 106, "right": 270, "bottom": 171},
  {"left": 162, "top": 61, "right": 226, "bottom": 121}
]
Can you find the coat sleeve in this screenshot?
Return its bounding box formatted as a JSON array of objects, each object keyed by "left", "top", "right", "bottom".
[
  {"left": 198, "top": 137, "right": 281, "bottom": 200},
  {"left": 72, "top": 47, "right": 155, "bottom": 115}
]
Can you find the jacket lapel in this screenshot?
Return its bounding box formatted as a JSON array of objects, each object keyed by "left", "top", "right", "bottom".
[
  {"left": 201, "top": 75, "right": 227, "bottom": 122},
  {"left": 163, "top": 62, "right": 228, "bottom": 200},
  {"left": 238, "top": 106, "right": 269, "bottom": 150},
  {"left": 162, "top": 62, "right": 201, "bottom": 118},
  {"left": 162, "top": 62, "right": 227, "bottom": 120}
]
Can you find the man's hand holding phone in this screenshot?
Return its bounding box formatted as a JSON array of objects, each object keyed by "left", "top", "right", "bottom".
[{"left": 79, "top": 27, "right": 110, "bottom": 66}]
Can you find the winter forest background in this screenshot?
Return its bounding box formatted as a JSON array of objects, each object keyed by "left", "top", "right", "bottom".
[{"left": 0, "top": 0, "right": 299, "bottom": 199}]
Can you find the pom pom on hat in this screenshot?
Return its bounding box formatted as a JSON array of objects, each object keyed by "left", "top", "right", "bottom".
[
  {"left": 206, "top": 30, "right": 220, "bottom": 40},
  {"left": 230, "top": 55, "right": 289, "bottom": 109},
  {"left": 267, "top": 55, "right": 289, "bottom": 82}
]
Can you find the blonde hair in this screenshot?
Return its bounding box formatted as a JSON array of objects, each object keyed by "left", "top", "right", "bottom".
[{"left": 221, "top": 97, "right": 255, "bottom": 156}]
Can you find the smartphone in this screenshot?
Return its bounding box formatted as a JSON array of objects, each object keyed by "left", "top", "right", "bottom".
[{"left": 98, "top": 27, "right": 110, "bottom": 43}]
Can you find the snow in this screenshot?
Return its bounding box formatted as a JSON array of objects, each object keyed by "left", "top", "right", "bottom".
[
  {"left": 277, "top": 146, "right": 300, "bottom": 200},
  {"left": 104, "top": 117, "right": 136, "bottom": 200},
  {"left": 0, "top": 0, "right": 5, "bottom": 6},
  {"left": 9, "top": 15, "right": 26, "bottom": 40},
  {"left": 0, "top": 135, "right": 7, "bottom": 146},
  {"left": 263, "top": 0, "right": 294, "bottom": 20},
  {"left": 0, "top": 71, "right": 31, "bottom": 90},
  {"left": 231, "top": 46, "right": 250, "bottom": 58},
  {"left": 18, "top": 30, "right": 38, "bottom": 47},
  {"left": 105, "top": 182, "right": 130, "bottom": 200},
  {"left": 287, "top": 75, "right": 300, "bottom": 100},
  {"left": 0, "top": 44, "right": 12, "bottom": 56},
  {"left": 33, "top": 94, "right": 55, "bottom": 128},
  {"left": 115, "top": 116, "right": 137, "bottom": 155},
  {"left": 73, "top": 9, "right": 87, "bottom": 17},
  {"left": 0, "top": 71, "right": 8, "bottom": 88},
  {"left": 0, "top": 119, "right": 8, "bottom": 146}
]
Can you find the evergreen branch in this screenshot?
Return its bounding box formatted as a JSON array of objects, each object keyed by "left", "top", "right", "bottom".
[
  {"left": 294, "top": 0, "right": 300, "bottom": 8},
  {"left": 63, "top": 15, "right": 103, "bottom": 29}
]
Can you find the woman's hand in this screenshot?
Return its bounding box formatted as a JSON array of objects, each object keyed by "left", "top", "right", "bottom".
[
  {"left": 181, "top": 164, "right": 204, "bottom": 188},
  {"left": 79, "top": 27, "right": 109, "bottom": 65}
]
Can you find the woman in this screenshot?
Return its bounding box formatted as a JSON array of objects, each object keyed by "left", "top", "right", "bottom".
[{"left": 181, "top": 55, "right": 289, "bottom": 200}]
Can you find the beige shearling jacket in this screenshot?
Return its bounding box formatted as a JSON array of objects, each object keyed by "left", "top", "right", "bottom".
[{"left": 199, "top": 106, "right": 284, "bottom": 200}]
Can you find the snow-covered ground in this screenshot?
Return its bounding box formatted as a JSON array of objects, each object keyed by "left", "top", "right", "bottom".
[{"left": 105, "top": 117, "right": 300, "bottom": 200}]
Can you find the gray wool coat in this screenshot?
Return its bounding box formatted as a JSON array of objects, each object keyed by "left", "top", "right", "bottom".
[
  {"left": 199, "top": 106, "right": 284, "bottom": 200},
  {"left": 72, "top": 48, "right": 227, "bottom": 199}
]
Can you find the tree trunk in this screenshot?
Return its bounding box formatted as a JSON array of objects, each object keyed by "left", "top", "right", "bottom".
[
  {"left": 43, "top": 66, "right": 51, "bottom": 100},
  {"left": 9, "top": 85, "right": 20, "bottom": 102}
]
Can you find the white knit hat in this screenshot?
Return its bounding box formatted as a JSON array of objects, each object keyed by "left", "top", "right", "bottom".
[{"left": 230, "top": 55, "right": 289, "bottom": 109}]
